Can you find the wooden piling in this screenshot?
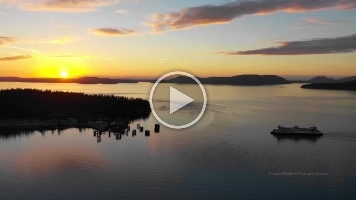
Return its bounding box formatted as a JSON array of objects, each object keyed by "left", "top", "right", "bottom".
[{"left": 97, "top": 135, "right": 101, "bottom": 143}]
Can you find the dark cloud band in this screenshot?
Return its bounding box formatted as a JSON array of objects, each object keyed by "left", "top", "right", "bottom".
[
  {"left": 217, "top": 34, "right": 356, "bottom": 55},
  {"left": 147, "top": 0, "right": 356, "bottom": 32}
]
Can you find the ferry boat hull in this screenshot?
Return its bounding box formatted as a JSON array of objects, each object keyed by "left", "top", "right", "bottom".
[
  {"left": 271, "top": 126, "right": 323, "bottom": 136},
  {"left": 270, "top": 131, "right": 323, "bottom": 136}
]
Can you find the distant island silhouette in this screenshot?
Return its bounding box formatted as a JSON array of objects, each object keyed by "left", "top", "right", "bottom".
[
  {"left": 0, "top": 89, "right": 151, "bottom": 134},
  {"left": 307, "top": 76, "right": 356, "bottom": 84},
  {"left": 301, "top": 80, "right": 356, "bottom": 91},
  {"left": 0, "top": 77, "right": 137, "bottom": 84},
  {"left": 289, "top": 76, "right": 356, "bottom": 84},
  {"left": 158, "top": 75, "right": 290, "bottom": 85},
  {"left": 1, "top": 75, "right": 290, "bottom": 85},
  {"left": 2, "top": 75, "right": 356, "bottom": 86},
  {"left": 308, "top": 76, "right": 336, "bottom": 83}
]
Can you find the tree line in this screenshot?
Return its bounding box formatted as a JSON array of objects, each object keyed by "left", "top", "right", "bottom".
[{"left": 0, "top": 89, "right": 151, "bottom": 119}]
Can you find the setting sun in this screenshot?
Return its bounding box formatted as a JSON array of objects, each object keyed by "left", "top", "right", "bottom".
[{"left": 60, "top": 71, "right": 69, "bottom": 78}]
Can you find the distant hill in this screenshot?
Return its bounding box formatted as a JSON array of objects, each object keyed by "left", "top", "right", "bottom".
[
  {"left": 162, "top": 76, "right": 196, "bottom": 84},
  {"left": 308, "top": 76, "right": 336, "bottom": 83},
  {"left": 0, "top": 77, "right": 137, "bottom": 84},
  {"left": 301, "top": 80, "right": 356, "bottom": 91},
  {"left": 160, "top": 75, "right": 290, "bottom": 85},
  {"left": 336, "top": 76, "right": 356, "bottom": 83},
  {"left": 307, "top": 76, "right": 356, "bottom": 83}
]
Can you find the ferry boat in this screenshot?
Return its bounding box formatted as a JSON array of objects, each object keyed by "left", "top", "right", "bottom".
[{"left": 271, "top": 125, "right": 323, "bottom": 136}]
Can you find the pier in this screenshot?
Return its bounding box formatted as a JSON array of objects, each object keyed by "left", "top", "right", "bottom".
[{"left": 0, "top": 119, "right": 130, "bottom": 135}]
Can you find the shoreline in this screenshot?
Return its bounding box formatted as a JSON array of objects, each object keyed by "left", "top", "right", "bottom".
[
  {"left": 301, "top": 80, "right": 356, "bottom": 91},
  {"left": 0, "top": 119, "right": 131, "bottom": 135}
]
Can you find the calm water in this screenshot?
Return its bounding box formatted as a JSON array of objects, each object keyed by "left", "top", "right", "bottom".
[{"left": 1, "top": 82, "right": 356, "bottom": 199}]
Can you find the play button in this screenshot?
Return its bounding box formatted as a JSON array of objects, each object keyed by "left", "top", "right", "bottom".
[
  {"left": 149, "top": 71, "right": 207, "bottom": 129},
  {"left": 170, "top": 86, "right": 194, "bottom": 114}
]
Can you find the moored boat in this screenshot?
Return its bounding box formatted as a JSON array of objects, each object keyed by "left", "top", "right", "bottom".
[{"left": 271, "top": 125, "right": 323, "bottom": 136}]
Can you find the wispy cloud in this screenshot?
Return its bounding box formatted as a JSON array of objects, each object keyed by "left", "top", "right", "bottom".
[
  {"left": 0, "top": 37, "right": 19, "bottom": 46},
  {"left": 1, "top": 36, "right": 85, "bottom": 46},
  {"left": 294, "top": 18, "right": 351, "bottom": 28},
  {"left": 115, "top": 9, "right": 127, "bottom": 13},
  {"left": 57, "top": 24, "right": 73, "bottom": 28},
  {"left": 217, "top": 34, "right": 356, "bottom": 56},
  {"left": 256, "top": 38, "right": 285, "bottom": 44},
  {"left": 159, "top": 58, "right": 168, "bottom": 64},
  {"left": 0, "top": 0, "right": 121, "bottom": 12},
  {"left": 0, "top": 55, "right": 34, "bottom": 61},
  {"left": 91, "top": 28, "right": 139, "bottom": 36},
  {"left": 145, "top": 0, "right": 356, "bottom": 33},
  {"left": 3, "top": 45, "right": 44, "bottom": 55},
  {"left": 304, "top": 18, "right": 350, "bottom": 25},
  {"left": 52, "top": 54, "right": 99, "bottom": 58},
  {"left": 39, "top": 36, "right": 88, "bottom": 44},
  {"left": 0, "top": 53, "right": 101, "bottom": 61}
]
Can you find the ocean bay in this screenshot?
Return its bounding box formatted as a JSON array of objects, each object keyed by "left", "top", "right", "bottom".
[{"left": 0, "top": 82, "right": 355, "bottom": 199}]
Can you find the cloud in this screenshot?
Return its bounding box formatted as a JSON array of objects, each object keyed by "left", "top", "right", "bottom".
[
  {"left": 256, "top": 38, "right": 285, "bottom": 43},
  {"left": 52, "top": 54, "right": 115, "bottom": 59},
  {"left": 217, "top": 34, "right": 356, "bottom": 56},
  {"left": 115, "top": 9, "right": 126, "bottom": 13},
  {"left": 3, "top": 46, "right": 44, "bottom": 55},
  {"left": 294, "top": 18, "right": 351, "bottom": 28},
  {"left": 52, "top": 54, "right": 98, "bottom": 58},
  {"left": 57, "top": 24, "right": 73, "bottom": 28},
  {"left": 0, "top": 54, "right": 100, "bottom": 61},
  {"left": 0, "top": 37, "right": 18, "bottom": 46},
  {"left": 146, "top": 0, "right": 356, "bottom": 33},
  {"left": 1, "top": 36, "right": 83, "bottom": 46},
  {"left": 91, "top": 28, "right": 139, "bottom": 36},
  {"left": 39, "top": 36, "right": 88, "bottom": 44},
  {"left": 0, "top": 0, "right": 120, "bottom": 12},
  {"left": 0, "top": 55, "right": 34, "bottom": 61},
  {"left": 304, "top": 18, "right": 350, "bottom": 25}
]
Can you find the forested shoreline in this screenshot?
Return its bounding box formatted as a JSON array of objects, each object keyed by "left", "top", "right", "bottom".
[
  {"left": 0, "top": 89, "right": 151, "bottom": 134},
  {"left": 0, "top": 89, "right": 151, "bottom": 119}
]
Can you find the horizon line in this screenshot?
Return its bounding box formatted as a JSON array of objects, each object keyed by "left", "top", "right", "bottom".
[{"left": 0, "top": 74, "right": 355, "bottom": 81}]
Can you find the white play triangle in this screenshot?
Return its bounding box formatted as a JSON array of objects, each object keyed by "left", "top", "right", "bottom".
[{"left": 169, "top": 86, "right": 194, "bottom": 114}]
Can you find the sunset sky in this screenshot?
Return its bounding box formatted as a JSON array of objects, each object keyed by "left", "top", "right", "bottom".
[{"left": 1, "top": 0, "right": 356, "bottom": 79}]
